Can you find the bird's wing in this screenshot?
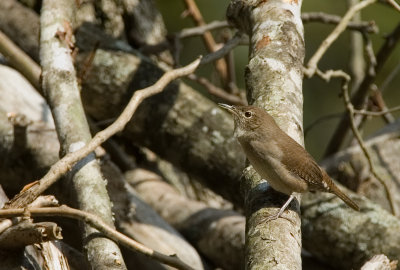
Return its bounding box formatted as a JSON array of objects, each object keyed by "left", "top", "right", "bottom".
[{"left": 279, "top": 136, "right": 328, "bottom": 191}]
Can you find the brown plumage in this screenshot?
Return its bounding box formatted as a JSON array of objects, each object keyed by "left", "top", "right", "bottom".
[{"left": 219, "top": 104, "right": 359, "bottom": 221}]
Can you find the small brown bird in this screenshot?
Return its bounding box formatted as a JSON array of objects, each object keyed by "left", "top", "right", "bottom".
[{"left": 219, "top": 104, "right": 359, "bottom": 221}]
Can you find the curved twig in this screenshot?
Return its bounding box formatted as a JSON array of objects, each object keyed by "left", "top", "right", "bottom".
[
  {"left": 0, "top": 206, "right": 195, "bottom": 270},
  {"left": 4, "top": 58, "right": 201, "bottom": 209}
]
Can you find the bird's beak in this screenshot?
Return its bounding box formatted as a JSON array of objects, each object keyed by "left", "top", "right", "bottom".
[{"left": 218, "top": 103, "right": 238, "bottom": 117}]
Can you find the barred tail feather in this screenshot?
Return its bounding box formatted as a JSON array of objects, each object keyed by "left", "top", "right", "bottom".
[{"left": 331, "top": 185, "right": 360, "bottom": 211}]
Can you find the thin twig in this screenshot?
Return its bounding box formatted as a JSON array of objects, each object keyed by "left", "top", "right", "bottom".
[
  {"left": 354, "top": 105, "right": 400, "bottom": 116},
  {"left": 200, "top": 32, "right": 243, "bottom": 65},
  {"left": 178, "top": 20, "right": 230, "bottom": 39},
  {"left": 304, "top": 0, "right": 377, "bottom": 78},
  {"left": 324, "top": 22, "right": 400, "bottom": 156},
  {"left": 369, "top": 85, "right": 396, "bottom": 123},
  {"left": 188, "top": 74, "right": 246, "bottom": 105},
  {"left": 301, "top": 12, "right": 378, "bottom": 33},
  {"left": 141, "top": 21, "right": 230, "bottom": 56},
  {"left": 4, "top": 58, "right": 201, "bottom": 209},
  {"left": 340, "top": 73, "right": 397, "bottom": 215},
  {"left": 183, "top": 0, "right": 228, "bottom": 83},
  {"left": 313, "top": 67, "right": 397, "bottom": 214},
  {"left": 383, "top": 0, "right": 400, "bottom": 12},
  {"left": 0, "top": 206, "right": 194, "bottom": 270}
]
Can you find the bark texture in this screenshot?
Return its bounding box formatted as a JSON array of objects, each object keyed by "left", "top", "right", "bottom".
[
  {"left": 125, "top": 168, "right": 245, "bottom": 270},
  {"left": 1, "top": 1, "right": 400, "bottom": 268},
  {"left": 227, "top": 0, "right": 305, "bottom": 269},
  {"left": 39, "top": 1, "right": 126, "bottom": 269},
  {"left": 322, "top": 121, "right": 400, "bottom": 213},
  {"left": 0, "top": 66, "right": 203, "bottom": 269},
  {"left": 102, "top": 161, "right": 205, "bottom": 270}
]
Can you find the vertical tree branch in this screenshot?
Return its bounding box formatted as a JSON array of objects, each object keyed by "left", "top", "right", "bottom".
[
  {"left": 227, "top": 0, "right": 304, "bottom": 269},
  {"left": 39, "top": 1, "right": 127, "bottom": 269}
]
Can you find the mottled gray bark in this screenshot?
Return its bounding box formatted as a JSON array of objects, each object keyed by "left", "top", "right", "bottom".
[
  {"left": 39, "top": 1, "right": 126, "bottom": 269},
  {"left": 94, "top": 0, "right": 126, "bottom": 39},
  {"left": 1, "top": 1, "right": 400, "bottom": 268},
  {"left": 321, "top": 120, "right": 400, "bottom": 215},
  {"left": 102, "top": 161, "right": 205, "bottom": 270},
  {"left": 0, "top": 66, "right": 203, "bottom": 269},
  {"left": 75, "top": 46, "right": 245, "bottom": 207},
  {"left": 125, "top": 168, "right": 245, "bottom": 270},
  {"left": 74, "top": 29, "right": 400, "bottom": 270},
  {"left": 302, "top": 191, "right": 400, "bottom": 269},
  {"left": 122, "top": 0, "right": 167, "bottom": 46},
  {"left": 227, "top": 0, "right": 305, "bottom": 269}
]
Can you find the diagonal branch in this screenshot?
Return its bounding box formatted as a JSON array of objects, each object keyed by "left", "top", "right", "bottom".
[
  {"left": 304, "top": 0, "right": 377, "bottom": 78},
  {"left": 324, "top": 22, "right": 400, "bottom": 156},
  {"left": 4, "top": 58, "right": 201, "bottom": 209}
]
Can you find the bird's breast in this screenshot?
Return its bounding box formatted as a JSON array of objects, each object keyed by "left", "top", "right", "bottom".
[{"left": 239, "top": 139, "right": 308, "bottom": 195}]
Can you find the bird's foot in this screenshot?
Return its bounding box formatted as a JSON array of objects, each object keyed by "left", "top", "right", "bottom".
[{"left": 258, "top": 210, "right": 296, "bottom": 225}]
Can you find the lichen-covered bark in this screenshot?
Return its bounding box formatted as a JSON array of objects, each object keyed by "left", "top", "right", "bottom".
[
  {"left": 227, "top": 0, "right": 305, "bottom": 269},
  {"left": 102, "top": 162, "right": 205, "bottom": 270},
  {"left": 39, "top": 1, "right": 126, "bottom": 269},
  {"left": 302, "top": 192, "right": 400, "bottom": 269},
  {"left": 74, "top": 29, "right": 400, "bottom": 269},
  {"left": 75, "top": 46, "right": 246, "bottom": 207},
  {"left": 321, "top": 122, "right": 400, "bottom": 213},
  {"left": 125, "top": 168, "right": 245, "bottom": 270},
  {"left": 2, "top": 1, "right": 400, "bottom": 267},
  {"left": 0, "top": 67, "right": 204, "bottom": 269}
]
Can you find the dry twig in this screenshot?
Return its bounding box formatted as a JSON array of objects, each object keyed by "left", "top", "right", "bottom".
[
  {"left": 183, "top": 0, "right": 228, "bottom": 82},
  {"left": 354, "top": 105, "right": 400, "bottom": 116},
  {"left": 340, "top": 72, "right": 396, "bottom": 215},
  {"left": 0, "top": 206, "right": 195, "bottom": 270},
  {"left": 324, "top": 22, "right": 400, "bottom": 156},
  {"left": 301, "top": 12, "right": 378, "bottom": 33},
  {"left": 4, "top": 58, "right": 201, "bottom": 209},
  {"left": 179, "top": 20, "right": 230, "bottom": 38},
  {"left": 188, "top": 74, "right": 246, "bottom": 105},
  {"left": 383, "top": 0, "right": 400, "bottom": 12},
  {"left": 304, "top": 0, "right": 377, "bottom": 78}
]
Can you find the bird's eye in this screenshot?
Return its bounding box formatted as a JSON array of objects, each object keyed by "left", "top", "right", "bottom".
[{"left": 244, "top": 111, "right": 252, "bottom": 118}]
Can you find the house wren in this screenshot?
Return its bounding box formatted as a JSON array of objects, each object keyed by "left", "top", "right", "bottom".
[{"left": 219, "top": 104, "right": 359, "bottom": 221}]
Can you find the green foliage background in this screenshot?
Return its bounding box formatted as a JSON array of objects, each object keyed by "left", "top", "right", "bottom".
[{"left": 155, "top": 0, "right": 400, "bottom": 160}]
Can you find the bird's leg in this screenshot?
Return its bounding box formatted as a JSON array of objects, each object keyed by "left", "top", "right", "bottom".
[{"left": 259, "top": 194, "right": 295, "bottom": 223}]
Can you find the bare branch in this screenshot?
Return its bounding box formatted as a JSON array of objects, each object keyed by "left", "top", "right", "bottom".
[
  {"left": 200, "top": 32, "right": 244, "bottom": 65},
  {"left": 183, "top": 0, "right": 228, "bottom": 83},
  {"left": 4, "top": 58, "right": 201, "bottom": 208},
  {"left": 340, "top": 73, "right": 397, "bottom": 215},
  {"left": 188, "top": 73, "right": 246, "bottom": 105},
  {"left": 304, "top": 0, "right": 377, "bottom": 78},
  {"left": 179, "top": 20, "right": 230, "bottom": 38},
  {"left": 301, "top": 12, "right": 378, "bottom": 33},
  {"left": 0, "top": 206, "right": 195, "bottom": 270},
  {"left": 324, "top": 22, "right": 400, "bottom": 156},
  {"left": 383, "top": 0, "right": 400, "bottom": 12},
  {"left": 0, "top": 30, "right": 41, "bottom": 90},
  {"left": 354, "top": 105, "right": 400, "bottom": 116}
]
